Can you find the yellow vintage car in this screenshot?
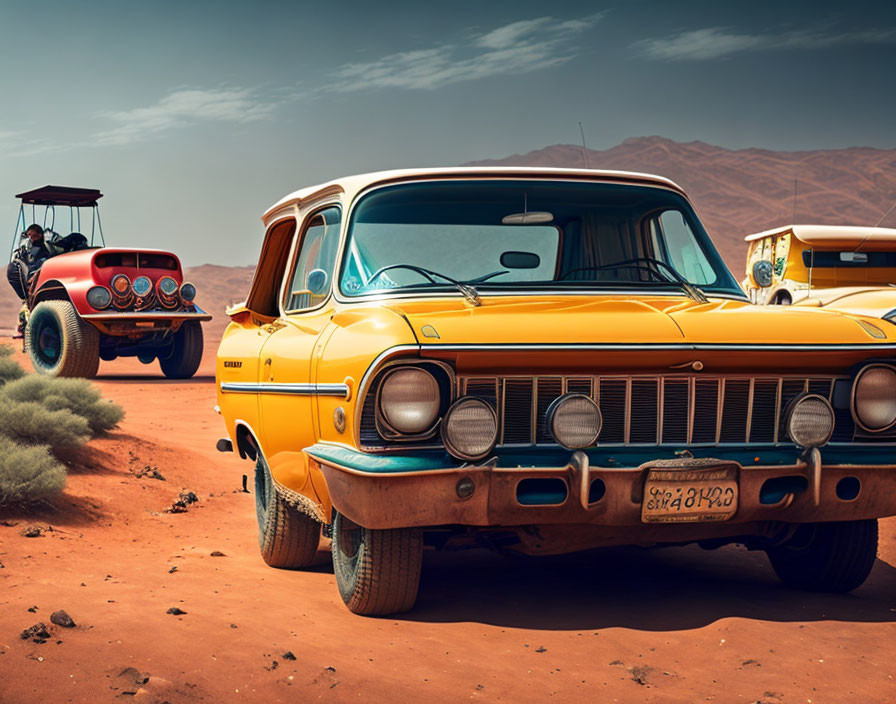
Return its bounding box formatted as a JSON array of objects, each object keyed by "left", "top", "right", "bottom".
[
  {"left": 217, "top": 168, "right": 896, "bottom": 615},
  {"left": 743, "top": 224, "right": 896, "bottom": 321}
]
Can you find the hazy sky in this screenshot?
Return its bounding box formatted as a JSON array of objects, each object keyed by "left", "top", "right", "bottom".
[{"left": 1, "top": 0, "right": 894, "bottom": 266}]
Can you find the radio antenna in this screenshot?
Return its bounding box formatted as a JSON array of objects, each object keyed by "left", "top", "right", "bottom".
[
  {"left": 791, "top": 178, "right": 798, "bottom": 222},
  {"left": 578, "top": 122, "right": 590, "bottom": 169},
  {"left": 875, "top": 200, "right": 896, "bottom": 227}
]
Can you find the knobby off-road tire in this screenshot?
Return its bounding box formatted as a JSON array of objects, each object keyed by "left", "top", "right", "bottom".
[
  {"left": 25, "top": 300, "right": 99, "bottom": 378},
  {"left": 766, "top": 519, "right": 878, "bottom": 593},
  {"left": 159, "top": 320, "right": 203, "bottom": 379},
  {"left": 254, "top": 458, "right": 319, "bottom": 568},
  {"left": 331, "top": 511, "right": 423, "bottom": 616}
]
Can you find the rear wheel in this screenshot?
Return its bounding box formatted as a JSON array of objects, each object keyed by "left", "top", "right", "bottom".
[
  {"left": 159, "top": 320, "right": 203, "bottom": 379},
  {"left": 254, "top": 457, "right": 320, "bottom": 568},
  {"left": 332, "top": 511, "right": 423, "bottom": 615},
  {"left": 24, "top": 300, "right": 99, "bottom": 378},
  {"left": 766, "top": 519, "right": 878, "bottom": 593}
]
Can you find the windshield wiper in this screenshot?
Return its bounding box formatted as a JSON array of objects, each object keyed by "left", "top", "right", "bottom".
[
  {"left": 366, "top": 264, "right": 481, "bottom": 306},
  {"left": 560, "top": 258, "right": 708, "bottom": 303}
]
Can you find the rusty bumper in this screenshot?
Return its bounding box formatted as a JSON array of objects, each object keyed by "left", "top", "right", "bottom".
[{"left": 307, "top": 444, "right": 896, "bottom": 531}]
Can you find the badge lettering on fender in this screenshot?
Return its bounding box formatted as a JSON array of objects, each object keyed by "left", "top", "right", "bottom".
[{"left": 223, "top": 361, "right": 242, "bottom": 368}]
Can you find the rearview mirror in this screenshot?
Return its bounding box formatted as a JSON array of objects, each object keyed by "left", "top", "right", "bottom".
[
  {"left": 307, "top": 268, "right": 329, "bottom": 296},
  {"left": 500, "top": 251, "right": 541, "bottom": 269},
  {"left": 501, "top": 211, "right": 554, "bottom": 225}
]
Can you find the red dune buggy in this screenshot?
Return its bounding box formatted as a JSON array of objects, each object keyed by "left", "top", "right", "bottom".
[{"left": 8, "top": 186, "right": 211, "bottom": 378}]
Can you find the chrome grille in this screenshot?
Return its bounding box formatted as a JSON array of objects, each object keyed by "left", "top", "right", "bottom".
[{"left": 460, "top": 374, "right": 845, "bottom": 447}]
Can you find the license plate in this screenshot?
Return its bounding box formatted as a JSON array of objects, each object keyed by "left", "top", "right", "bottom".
[{"left": 641, "top": 465, "right": 738, "bottom": 523}]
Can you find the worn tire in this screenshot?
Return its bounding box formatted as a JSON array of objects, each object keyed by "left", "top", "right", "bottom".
[
  {"left": 24, "top": 300, "right": 99, "bottom": 378},
  {"left": 332, "top": 511, "right": 423, "bottom": 616},
  {"left": 254, "top": 458, "right": 320, "bottom": 568},
  {"left": 766, "top": 519, "right": 878, "bottom": 593},
  {"left": 159, "top": 320, "right": 203, "bottom": 379}
]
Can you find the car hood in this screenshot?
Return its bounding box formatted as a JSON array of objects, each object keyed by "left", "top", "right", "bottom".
[
  {"left": 794, "top": 287, "right": 896, "bottom": 319},
  {"left": 383, "top": 294, "right": 896, "bottom": 347}
]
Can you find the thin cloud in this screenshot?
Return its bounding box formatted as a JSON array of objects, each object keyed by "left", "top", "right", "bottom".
[
  {"left": 636, "top": 27, "right": 896, "bottom": 61},
  {"left": 95, "top": 88, "right": 277, "bottom": 146},
  {"left": 329, "top": 13, "right": 605, "bottom": 92}
]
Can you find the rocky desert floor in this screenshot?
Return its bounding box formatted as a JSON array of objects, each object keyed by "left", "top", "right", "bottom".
[{"left": 1, "top": 349, "right": 896, "bottom": 704}]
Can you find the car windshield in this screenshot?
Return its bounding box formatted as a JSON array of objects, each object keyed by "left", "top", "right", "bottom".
[{"left": 339, "top": 180, "right": 743, "bottom": 298}]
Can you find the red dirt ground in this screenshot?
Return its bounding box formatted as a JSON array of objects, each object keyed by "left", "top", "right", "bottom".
[{"left": 2, "top": 349, "right": 896, "bottom": 704}]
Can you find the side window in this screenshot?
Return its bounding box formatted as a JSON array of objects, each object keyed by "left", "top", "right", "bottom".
[
  {"left": 245, "top": 218, "right": 297, "bottom": 318},
  {"left": 284, "top": 206, "right": 341, "bottom": 312},
  {"left": 651, "top": 210, "right": 715, "bottom": 285}
]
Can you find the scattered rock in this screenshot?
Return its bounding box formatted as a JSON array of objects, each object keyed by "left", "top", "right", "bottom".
[
  {"left": 135, "top": 465, "right": 166, "bottom": 481},
  {"left": 0, "top": 520, "right": 18, "bottom": 527},
  {"left": 164, "top": 491, "right": 199, "bottom": 514},
  {"left": 282, "top": 651, "right": 296, "bottom": 661},
  {"left": 325, "top": 666, "right": 336, "bottom": 672},
  {"left": 20, "top": 525, "right": 45, "bottom": 538},
  {"left": 112, "top": 667, "right": 149, "bottom": 694},
  {"left": 742, "top": 659, "right": 761, "bottom": 667},
  {"left": 20, "top": 623, "right": 51, "bottom": 643},
  {"left": 0, "top": 560, "right": 4, "bottom": 568},
  {"left": 230, "top": 624, "right": 238, "bottom": 629},
  {"left": 628, "top": 665, "right": 654, "bottom": 686},
  {"left": 609, "top": 660, "right": 624, "bottom": 666},
  {"left": 168, "top": 566, "right": 178, "bottom": 574},
  {"left": 535, "top": 646, "right": 547, "bottom": 653},
  {"left": 210, "top": 551, "right": 226, "bottom": 557},
  {"left": 50, "top": 610, "right": 76, "bottom": 628},
  {"left": 27, "top": 606, "right": 38, "bottom": 613},
  {"left": 166, "top": 607, "right": 187, "bottom": 616}
]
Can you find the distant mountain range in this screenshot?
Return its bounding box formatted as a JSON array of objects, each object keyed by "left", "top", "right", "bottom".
[
  {"left": 469, "top": 136, "right": 896, "bottom": 273},
  {"left": 2, "top": 137, "right": 893, "bottom": 340}
]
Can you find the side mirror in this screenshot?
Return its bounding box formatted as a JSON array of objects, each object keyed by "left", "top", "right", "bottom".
[
  {"left": 307, "top": 268, "right": 329, "bottom": 296},
  {"left": 752, "top": 260, "right": 774, "bottom": 288}
]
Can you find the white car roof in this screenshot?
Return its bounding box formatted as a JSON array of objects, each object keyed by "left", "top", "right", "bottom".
[
  {"left": 262, "top": 166, "right": 687, "bottom": 224},
  {"left": 745, "top": 224, "right": 896, "bottom": 247}
]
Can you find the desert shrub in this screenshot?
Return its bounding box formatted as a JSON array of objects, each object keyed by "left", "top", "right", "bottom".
[
  {"left": 0, "top": 344, "right": 14, "bottom": 357},
  {"left": 1, "top": 376, "right": 124, "bottom": 434},
  {"left": 0, "top": 400, "right": 90, "bottom": 449},
  {"left": 0, "top": 356, "right": 25, "bottom": 385},
  {"left": 0, "top": 436, "right": 65, "bottom": 505}
]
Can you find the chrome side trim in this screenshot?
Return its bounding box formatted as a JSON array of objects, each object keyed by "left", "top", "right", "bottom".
[
  {"left": 81, "top": 307, "right": 212, "bottom": 321},
  {"left": 419, "top": 342, "right": 896, "bottom": 352},
  {"left": 221, "top": 382, "right": 349, "bottom": 397}
]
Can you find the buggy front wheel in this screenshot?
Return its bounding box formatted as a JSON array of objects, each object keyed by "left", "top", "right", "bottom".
[
  {"left": 159, "top": 320, "right": 203, "bottom": 379},
  {"left": 24, "top": 300, "right": 99, "bottom": 378}
]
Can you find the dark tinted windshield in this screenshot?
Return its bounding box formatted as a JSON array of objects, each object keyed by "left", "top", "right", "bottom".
[{"left": 339, "top": 180, "right": 743, "bottom": 298}]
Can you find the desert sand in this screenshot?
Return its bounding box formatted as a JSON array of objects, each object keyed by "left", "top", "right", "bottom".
[{"left": 1, "top": 346, "right": 895, "bottom": 704}]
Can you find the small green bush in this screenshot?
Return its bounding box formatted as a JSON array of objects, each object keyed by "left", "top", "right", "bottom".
[
  {"left": 1, "top": 376, "right": 124, "bottom": 434},
  {"left": 0, "top": 344, "right": 14, "bottom": 357},
  {"left": 0, "top": 400, "right": 90, "bottom": 449},
  {"left": 0, "top": 356, "right": 25, "bottom": 385},
  {"left": 0, "top": 437, "right": 65, "bottom": 505}
]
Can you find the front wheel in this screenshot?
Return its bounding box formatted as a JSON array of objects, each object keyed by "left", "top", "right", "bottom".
[
  {"left": 24, "top": 300, "right": 99, "bottom": 378},
  {"left": 159, "top": 320, "right": 203, "bottom": 379},
  {"left": 332, "top": 511, "right": 423, "bottom": 615},
  {"left": 766, "top": 519, "right": 878, "bottom": 593},
  {"left": 254, "top": 457, "right": 320, "bottom": 568}
]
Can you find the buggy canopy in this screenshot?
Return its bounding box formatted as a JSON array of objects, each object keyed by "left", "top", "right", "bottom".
[{"left": 15, "top": 185, "right": 103, "bottom": 207}]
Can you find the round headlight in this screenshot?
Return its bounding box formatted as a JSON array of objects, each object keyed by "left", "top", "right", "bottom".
[
  {"left": 156, "top": 276, "right": 179, "bottom": 308},
  {"left": 853, "top": 365, "right": 896, "bottom": 432},
  {"left": 377, "top": 367, "right": 440, "bottom": 435},
  {"left": 179, "top": 282, "right": 197, "bottom": 302},
  {"left": 441, "top": 397, "right": 498, "bottom": 461},
  {"left": 547, "top": 394, "right": 602, "bottom": 449},
  {"left": 132, "top": 275, "right": 152, "bottom": 297},
  {"left": 86, "top": 285, "right": 112, "bottom": 310},
  {"left": 110, "top": 273, "right": 131, "bottom": 295},
  {"left": 786, "top": 394, "right": 835, "bottom": 448}
]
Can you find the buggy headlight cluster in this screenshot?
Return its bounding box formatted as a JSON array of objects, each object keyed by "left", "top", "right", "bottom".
[
  {"left": 156, "top": 276, "right": 180, "bottom": 309},
  {"left": 852, "top": 364, "right": 896, "bottom": 432}
]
